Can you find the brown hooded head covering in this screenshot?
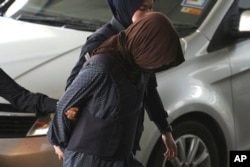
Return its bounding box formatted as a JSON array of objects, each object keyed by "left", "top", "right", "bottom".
[
  {"left": 125, "top": 12, "right": 184, "bottom": 70},
  {"left": 94, "top": 12, "right": 184, "bottom": 69},
  {"left": 93, "top": 12, "right": 184, "bottom": 82}
]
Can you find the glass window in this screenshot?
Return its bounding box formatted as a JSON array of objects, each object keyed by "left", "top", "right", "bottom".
[
  {"left": 153, "top": 0, "right": 217, "bottom": 37},
  {"left": 5, "top": 0, "right": 112, "bottom": 31},
  {"left": 3, "top": 0, "right": 217, "bottom": 34}
]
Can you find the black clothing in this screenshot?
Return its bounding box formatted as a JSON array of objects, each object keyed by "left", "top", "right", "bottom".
[{"left": 0, "top": 68, "right": 57, "bottom": 116}]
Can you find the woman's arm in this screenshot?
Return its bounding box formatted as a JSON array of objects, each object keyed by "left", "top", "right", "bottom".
[{"left": 47, "top": 62, "right": 106, "bottom": 150}]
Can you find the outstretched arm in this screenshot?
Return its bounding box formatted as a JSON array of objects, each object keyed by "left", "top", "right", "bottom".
[
  {"left": 0, "top": 68, "right": 79, "bottom": 120},
  {"left": 0, "top": 68, "right": 57, "bottom": 116}
]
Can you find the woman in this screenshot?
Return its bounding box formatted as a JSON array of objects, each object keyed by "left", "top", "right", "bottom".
[
  {"left": 63, "top": 0, "right": 177, "bottom": 160},
  {"left": 48, "top": 12, "right": 184, "bottom": 167}
]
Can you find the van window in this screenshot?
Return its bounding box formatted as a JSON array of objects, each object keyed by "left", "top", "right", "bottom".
[
  {"left": 4, "top": 0, "right": 217, "bottom": 34},
  {"left": 154, "top": 0, "right": 217, "bottom": 37}
]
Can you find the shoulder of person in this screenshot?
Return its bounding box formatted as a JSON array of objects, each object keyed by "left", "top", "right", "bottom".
[{"left": 85, "top": 54, "right": 114, "bottom": 68}]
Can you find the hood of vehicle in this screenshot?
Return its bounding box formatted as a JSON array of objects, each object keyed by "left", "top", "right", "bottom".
[{"left": 0, "top": 17, "right": 92, "bottom": 78}]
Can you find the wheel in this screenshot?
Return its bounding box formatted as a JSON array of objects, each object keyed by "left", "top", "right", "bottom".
[{"left": 146, "top": 120, "right": 220, "bottom": 167}]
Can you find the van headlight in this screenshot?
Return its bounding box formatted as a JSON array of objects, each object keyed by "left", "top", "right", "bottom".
[{"left": 26, "top": 114, "right": 53, "bottom": 136}]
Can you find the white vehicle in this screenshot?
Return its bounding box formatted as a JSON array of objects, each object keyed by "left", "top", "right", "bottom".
[{"left": 0, "top": 0, "right": 250, "bottom": 167}]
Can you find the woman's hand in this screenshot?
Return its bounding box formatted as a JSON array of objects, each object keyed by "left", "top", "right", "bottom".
[
  {"left": 53, "top": 145, "right": 64, "bottom": 160},
  {"left": 64, "top": 107, "right": 79, "bottom": 120},
  {"left": 161, "top": 132, "right": 177, "bottom": 160}
]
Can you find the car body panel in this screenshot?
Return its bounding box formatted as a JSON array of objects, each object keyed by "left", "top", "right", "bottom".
[
  {"left": 0, "top": 137, "right": 62, "bottom": 167},
  {"left": 0, "top": 17, "right": 84, "bottom": 74},
  {"left": 229, "top": 39, "right": 250, "bottom": 150},
  {"left": 199, "top": 0, "right": 233, "bottom": 39},
  {"left": 0, "top": 17, "right": 92, "bottom": 100}
]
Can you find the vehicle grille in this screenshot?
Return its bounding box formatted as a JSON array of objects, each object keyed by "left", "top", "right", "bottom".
[{"left": 0, "top": 104, "right": 37, "bottom": 138}]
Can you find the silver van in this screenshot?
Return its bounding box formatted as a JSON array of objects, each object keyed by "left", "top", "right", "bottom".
[{"left": 0, "top": 0, "right": 250, "bottom": 167}]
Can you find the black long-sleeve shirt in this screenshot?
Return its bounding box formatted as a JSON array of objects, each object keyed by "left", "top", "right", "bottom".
[{"left": 0, "top": 68, "right": 57, "bottom": 116}]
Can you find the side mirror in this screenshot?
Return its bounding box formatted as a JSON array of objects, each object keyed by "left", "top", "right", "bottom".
[{"left": 239, "top": 10, "right": 250, "bottom": 31}]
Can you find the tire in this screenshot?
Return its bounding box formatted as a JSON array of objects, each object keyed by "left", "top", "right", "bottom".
[{"left": 146, "top": 120, "right": 220, "bottom": 167}]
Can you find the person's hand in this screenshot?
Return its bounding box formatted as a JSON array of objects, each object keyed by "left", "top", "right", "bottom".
[
  {"left": 64, "top": 107, "right": 79, "bottom": 120},
  {"left": 53, "top": 145, "right": 64, "bottom": 160},
  {"left": 161, "top": 132, "right": 177, "bottom": 160}
]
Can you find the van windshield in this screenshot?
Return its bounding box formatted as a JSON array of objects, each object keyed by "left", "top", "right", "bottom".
[{"left": 3, "top": 0, "right": 216, "bottom": 35}]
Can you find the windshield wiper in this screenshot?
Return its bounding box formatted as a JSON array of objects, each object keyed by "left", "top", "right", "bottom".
[
  {"left": 174, "top": 22, "right": 197, "bottom": 29},
  {"left": 0, "top": 0, "right": 14, "bottom": 16},
  {"left": 173, "top": 22, "right": 198, "bottom": 37},
  {"left": 17, "top": 14, "right": 102, "bottom": 31}
]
